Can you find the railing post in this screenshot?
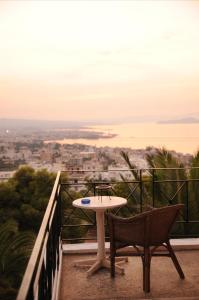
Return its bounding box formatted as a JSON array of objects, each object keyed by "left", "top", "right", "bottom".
[
  {"left": 186, "top": 180, "right": 189, "bottom": 223},
  {"left": 152, "top": 169, "right": 155, "bottom": 207},
  {"left": 58, "top": 178, "right": 62, "bottom": 242},
  {"left": 94, "top": 182, "right": 96, "bottom": 196},
  {"left": 139, "top": 169, "right": 143, "bottom": 212},
  {"left": 93, "top": 182, "right": 97, "bottom": 226}
]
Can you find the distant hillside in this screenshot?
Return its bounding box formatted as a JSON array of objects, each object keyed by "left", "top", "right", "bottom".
[
  {"left": 0, "top": 118, "right": 99, "bottom": 130},
  {"left": 158, "top": 117, "right": 199, "bottom": 124}
]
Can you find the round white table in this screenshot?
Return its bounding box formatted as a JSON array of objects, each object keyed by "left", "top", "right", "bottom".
[{"left": 73, "top": 196, "right": 127, "bottom": 276}]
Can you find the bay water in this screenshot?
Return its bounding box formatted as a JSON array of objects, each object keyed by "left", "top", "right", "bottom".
[{"left": 52, "top": 122, "right": 199, "bottom": 155}]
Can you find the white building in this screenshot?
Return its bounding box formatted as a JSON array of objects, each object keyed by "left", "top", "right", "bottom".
[{"left": 0, "top": 171, "right": 15, "bottom": 182}]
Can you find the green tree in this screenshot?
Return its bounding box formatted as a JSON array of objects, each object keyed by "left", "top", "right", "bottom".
[
  {"left": 188, "top": 151, "right": 199, "bottom": 222},
  {"left": 146, "top": 148, "right": 187, "bottom": 207},
  {"left": 8, "top": 166, "right": 56, "bottom": 232},
  {"left": 0, "top": 220, "right": 35, "bottom": 300},
  {"left": 0, "top": 181, "right": 20, "bottom": 225},
  {"left": 0, "top": 166, "right": 56, "bottom": 299},
  {"left": 120, "top": 150, "right": 152, "bottom": 213},
  {"left": 120, "top": 147, "right": 199, "bottom": 235}
]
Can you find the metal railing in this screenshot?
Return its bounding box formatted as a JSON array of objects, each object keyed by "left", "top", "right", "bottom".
[
  {"left": 61, "top": 167, "right": 199, "bottom": 241},
  {"left": 17, "top": 172, "right": 62, "bottom": 300}
]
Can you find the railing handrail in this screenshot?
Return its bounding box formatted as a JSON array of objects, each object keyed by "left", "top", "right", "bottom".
[
  {"left": 17, "top": 171, "right": 61, "bottom": 300},
  {"left": 61, "top": 167, "right": 199, "bottom": 173}
]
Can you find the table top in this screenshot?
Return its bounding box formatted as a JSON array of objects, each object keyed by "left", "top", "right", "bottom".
[{"left": 73, "top": 196, "right": 127, "bottom": 211}]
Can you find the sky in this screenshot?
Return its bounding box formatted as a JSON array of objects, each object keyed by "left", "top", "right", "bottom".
[{"left": 0, "top": 0, "right": 199, "bottom": 122}]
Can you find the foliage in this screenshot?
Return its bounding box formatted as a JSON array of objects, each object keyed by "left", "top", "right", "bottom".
[
  {"left": 120, "top": 147, "right": 199, "bottom": 235},
  {"left": 120, "top": 150, "right": 152, "bottom": 212},
  {"left": 0, "top": 220, "right": 35, "bottom": 299},
  {"left": 188, "top": 152, "right": 199, "bottom": 221},
  {"left": 1, "top": 166, "right": 56, "bottom": 232},
  {"left": 146, "top": 147, "right": 187, "bottom": 206}
]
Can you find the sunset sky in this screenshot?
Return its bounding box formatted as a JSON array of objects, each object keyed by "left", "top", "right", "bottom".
[{"left": 0, "top": 0, "right": 199, "bottom": 122}]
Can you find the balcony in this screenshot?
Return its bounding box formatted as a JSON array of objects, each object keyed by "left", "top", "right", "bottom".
[{"left": 16, "top": 168, "right": 199, "bottom": 300}]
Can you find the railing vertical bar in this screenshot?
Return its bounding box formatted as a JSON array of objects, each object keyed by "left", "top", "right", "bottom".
[
  {"left": 186, "top": 180, "right": 189, "bottom": 223},
  {"left": 152, "top": 169, "right": 155, "bottom": 207},
  {"left": 57, "top": 183, "right": 62, "bottom": 268},
  {"left": 140, "top": 169, "right": 143, "bottom": 212},
  {"left": 93, "top": 182, "right": 96, "bottom": 196},
  {"left": 93, "top": 182, "right": 97, "bottom": 225}
]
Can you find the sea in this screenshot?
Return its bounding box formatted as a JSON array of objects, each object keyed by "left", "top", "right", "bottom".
[{"left": 52, "top": 122, "right": 199, "bottom": 155}]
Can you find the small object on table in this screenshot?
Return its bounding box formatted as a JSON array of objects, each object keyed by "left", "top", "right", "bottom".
[
  {"left": 96, "top": 184, "right": 112, "bottom": 201},
  {"left": 81, "top": 198, "right": 91, "bottom": 204}
]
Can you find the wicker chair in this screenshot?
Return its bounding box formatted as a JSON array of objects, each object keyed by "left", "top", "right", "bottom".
[{"left": 107, "top": 204, "right": 185, "bottom": 293}]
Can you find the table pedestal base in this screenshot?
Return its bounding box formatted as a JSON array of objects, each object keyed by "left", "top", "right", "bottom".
[{"left": 74, "top": 257, "right": 127, "bottom": 276}]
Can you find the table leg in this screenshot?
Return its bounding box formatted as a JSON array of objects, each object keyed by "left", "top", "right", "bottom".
[{"left": 87, "top": 210, "right": 125, "bottom": 276}]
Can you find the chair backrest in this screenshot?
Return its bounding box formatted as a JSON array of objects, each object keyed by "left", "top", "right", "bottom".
[
  {"left": 107, "top": 204, "right": 184, "bottom": 247},
  {"left": 147, "top": 204, "right": 183, "bottom": 245}
]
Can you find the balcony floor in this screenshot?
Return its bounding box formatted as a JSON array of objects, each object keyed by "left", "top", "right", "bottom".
[{"left": 59, "top": 250, "right": 199, "bottom": 300}]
